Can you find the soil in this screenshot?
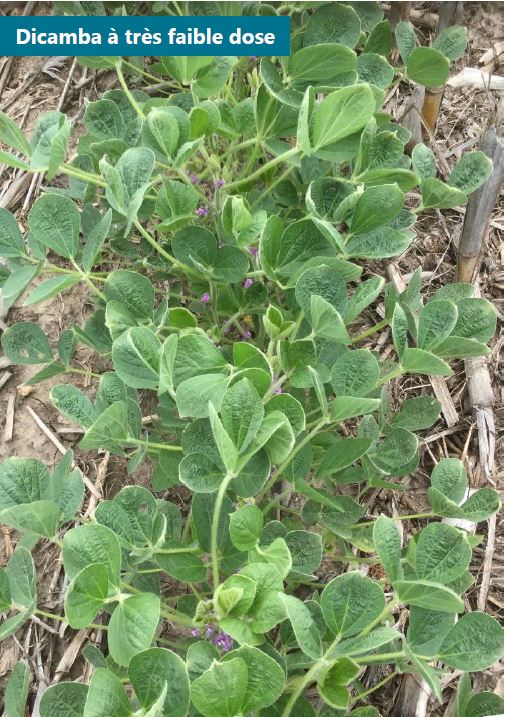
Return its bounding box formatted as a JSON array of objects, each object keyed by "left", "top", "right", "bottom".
[{"left": 0, "top": 2, "right": 503, "bottom": 714}]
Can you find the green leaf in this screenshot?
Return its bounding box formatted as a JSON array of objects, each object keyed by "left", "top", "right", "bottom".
[
  {"left": 129, "top": 647, "right": 190, "bottom": 717},
  {"left": 80, "top": 401, "right": 129, "bottom": 454},
  {"left": 311, "top": 84, "right": 376, "bottom": 150},
  {"left": 278, "top": 593, "right": 322, "bottom": 658},
  {"left": 370, "top": 428, "right": 418, "bottom": 473},
  {"left": 315, "top": 438, "right": 372, "bottom": 479},
  {"left": 0, "top": 110, "right": 32, "bottom": 156},
  {"left": 407, "top": 606, "right": 455, "bottom": 658},
  {"left": 84, "top": 668, "right": 131, "bottom": 717},
  {"left": 6, "top": 547, "right": 36, "bottom": 610},
  {"left": 418, "top": 300, "right": 458, "bottom": 350},
  {"left": 395, "top": 21, "right": 417, "bottom": 64},
  {"left": 412, "top": 143, "right": 436, "bottom": 181},
  {"left": 310, "top": 295, "right": 349, "bottom": 342},
  {"left": 452, "top": 297, "right": 497, "bottom": 344},
  {"left": 250, "top": 537, "right": 292, "bottom": 580},
  {"left": 392, "top": 396, "right": 441, "bottom": 431},
  {"left": 286, "top": 530, "right": 322, "bottom": 577},
  {"left": 394, "top": 580, "right": 464, "bottom": 613},
  {"left": 330, "top": 396, "right": 381, "bottom": 422},
  {"left": 0, "top": 208, "right": 26, "bottom": 258},
  {"left": 406, "top": 47, "right": 450, "bottom": 87},
  {"left": 191, "top": 658, "right": 248, "bottom": 717},
  {"left": 24, "top": 274, "right": 81, "bottom": 306},
  {"left": 108, "top": 593, "right": 160, "bottom": 667},
  {"left": 448, "top": 151, "right": 493, "bottom": 195},
  {"left": 357, "top": 52, "right": 394, "bottom": 89},
  {"left": 321, "top": 571, "right": 385, "bottom": 638},
  {"left": 64, "top": 563, "right": 108, "bottom": 629},
  {"left": 331, "top": 349, "right": 379, "bottom": 396},
  {"left": 373, "top": 514, "right": 403, "bottom": 581},
  {"left": 401, "top": 348, "right": 452, "bottom": 376},
  {"left": 50, "top": 384, "right": 98, "bottom": 428},
  {"left": 104, "top": 270, "right": 155, "bottom": 320},
  {"left": 5, "top": 659, "right": 30, "bottom": 717},
  {"left": 334, "top": 626, "right": 403, "bottom": 657},
  {"left": 433, "top": 26, "right": 467, "bottom": 62},
  {"left": 438, "top": 612, "right": 504, "bottom": 670},
  {"left": 318, "top": 656, "right": 359, "bottom": 709},
  {"left": 415, "top": 523, "right": 471, "bottom": 584},
  {"left": 222, "top": 645, "right": 285, "bottom": 713},
  {"left": 289, "top": 43, "right": 357, "bottom": 81},
  {"left": 346, "top": 226, "right": 412, "bottom": 259},
  {"left": 39, "top": 683, "right": 88, "bottom": 717},
  {"left": 295, "top": 264, "right": 348, "bottom": 319},
  {"left": 1, "top": 500, "right": 60, "bottom": 538},
  {"left": 176, "top": 374, "right": 229, "bottom": 419},
  {"left": 431, "top": 458, "right": 468, "bottom": 503},
  {"left": 364, "top": 20, "right": 392, "bottom": 56},
  {"left": 179, "top": 453, "right": 224, "bottom": 493},
  {"left": 229, "top": 505, "right": 263, "bottom": 551},
  {"left": 112, "top": 327, "right": 160, "bottom": 389},
  {"left": 193, "top": 57, "right": 237, "bottom": 98},
  {"left": 220, "top": 379, "right": 265, "bottom": 454},
  {"left": 0, "top": 149, "right": 31, "bottom": 170},
  {"left": 100, "top": 147, "right": 155, "bottom": 233},
  {"left": 28, "top": 194, "right": 80, "bottom": 259},
  {"left": 0, "top": 567, "right": 11, "bottom": 611},
  {"left": 2, "top": 322, "right": 52, "bottom": 365},
  {"left": 63, "top": 523, "right": 121, "bottom": 587},
  {"left": 208, "top": 402, "right": 237, "bottom": 473},
  {"left": 461, "top": 488, "right": 501, "bottom": 522},
  {"left": 465, "top": 692, "right": 504, "bottom": 717},
  {"left": 304, "top": 3, "right": 361, "bottom": 48},
  {"left": 421, "top": 177, "right": 466, "bottom": 209},
  {"left": 144, "top": 109, "right": 180, "bottom": 159}
]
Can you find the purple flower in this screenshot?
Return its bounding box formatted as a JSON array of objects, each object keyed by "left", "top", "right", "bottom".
[
  {"left": 274, "top": 387, "right": 282, "bottom": 395},
  {"left": 248, "top": 246, "right": 258, "bottom": 257},
  {"left": 213, "top": 178, "right": 225, "bottom": 188},
  {"left": 242, "top": 330, "right": 252, "bottom": 340},
  {"left": 248, "top": 56, "right": 257, "bottom": 62},
  {"left": 212, "top": 632, "right": 234, "bottom": 652},
  {"left": 195, "top": 207, "right": 209, "bottom": 217},
  {"left": 191, "top": 628, "right": 201, "bottom": 637},
  {"left": 243, "top": 278, "right": 253, "bottom": 289},
  {"left": 201, "top": 293, "right": 210, "bottom": 304},
  {"left": 205, "top": 624, "right": 216, "bottom": 639},
  {"left": 190, "top": 174, "right": 200, "bottom": 185}
]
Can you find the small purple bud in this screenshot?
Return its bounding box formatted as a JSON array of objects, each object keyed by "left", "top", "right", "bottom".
[
  {"left": 205, "top": 624, "right": 216, "bottom": 638},
  {"left": 242, "top": 330, "right": 252, "bottom": 340},
  {"left": 201, "top": 293, "right": 210, "bottom": 304},
  {"left": 243, "top": 278, "right": 253, "bottom": 289},
  {"left": 191, "top": 628, "right": 201, "bottom": 637},
  {"left": 274, "top": 387, "right": 282, "bottom": 395},
  {"left": 213, "top": 178, "right": 225, "bottom": 188},
  {"left": 213, "top": 632, "right": 234, "bottom": 652},
  {"left": 248, "top": 56, "right": 257, "bottom": 62},
  {"left": 248, "top": 246, "right": 259, "bottom": 257},
  {"left": 195, "top": 207, "right": 209, "bottom": 216},
  {"left": 190, "top": 174, "right": 200, "bottom": 185}
]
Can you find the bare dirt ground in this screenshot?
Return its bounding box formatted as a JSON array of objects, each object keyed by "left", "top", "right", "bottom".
[{"left": 0, "top": 2, "right": 503, "bottom": 714}]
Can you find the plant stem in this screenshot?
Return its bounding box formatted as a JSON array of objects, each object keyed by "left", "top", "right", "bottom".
[
  {"left": 282, "top": 635, "right": 341, "bottom": 717},
  {"left": 155, "top": 545, "right": 200, "bottom": 555},
  {"left": 128, "top": 437, "right": 182, "bottom": 453},
  {"left": 134, "top": 219, "right": 201, "bottom": 279},
  {"left": 351, "top": 512, "right": 435, "bottom": 529},
  {"left": 351, "top": 319, "right": 389, "bottom": 344},
  {"left": 60, "top": 163, "right": 106, "bottom": 187},
  {"left": 352, "top": 671, "right": 397, "bottom": 704},
  {"left": 68, "top": 367, "right": 101, "bottom": 379},
  {"left": 225, "top": 146, "right": 299, "bottom": 190},
  {"left": 116, "top": 63, "right": 146, "bottom": 119},
  {"left": 211, "top": 472, "right": 235, "bottom": 590},
  {"left": 355, "top": 651, "right": 404, "bottom": 664}
]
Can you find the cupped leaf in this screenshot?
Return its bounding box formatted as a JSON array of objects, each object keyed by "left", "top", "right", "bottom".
[
  {"left": 321, "top": 571, "right": 385, "bottom": 638},
  {"left": 28, "top": 194, "right": 80, "bottom": 259},
  {"left": 129, "top": 647, "right": 190, "bottom": 717},
  {"left": 406, "top": 47, "right": 450, "bottom": 87},
  {"left": 2, "top": 322, "right": 52, "bottom": 365},
  {"left": 65, "top": 563, "right": 108, "bottom": 629},
  {"left": 438, "top": 612, "right": 504, "bottom": 671},
  {"left": 108, "top": 593, "right": 160, "bottom": 667},
  {"left": 415, "top": 522, "right": 471, "bottom": 585}
]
